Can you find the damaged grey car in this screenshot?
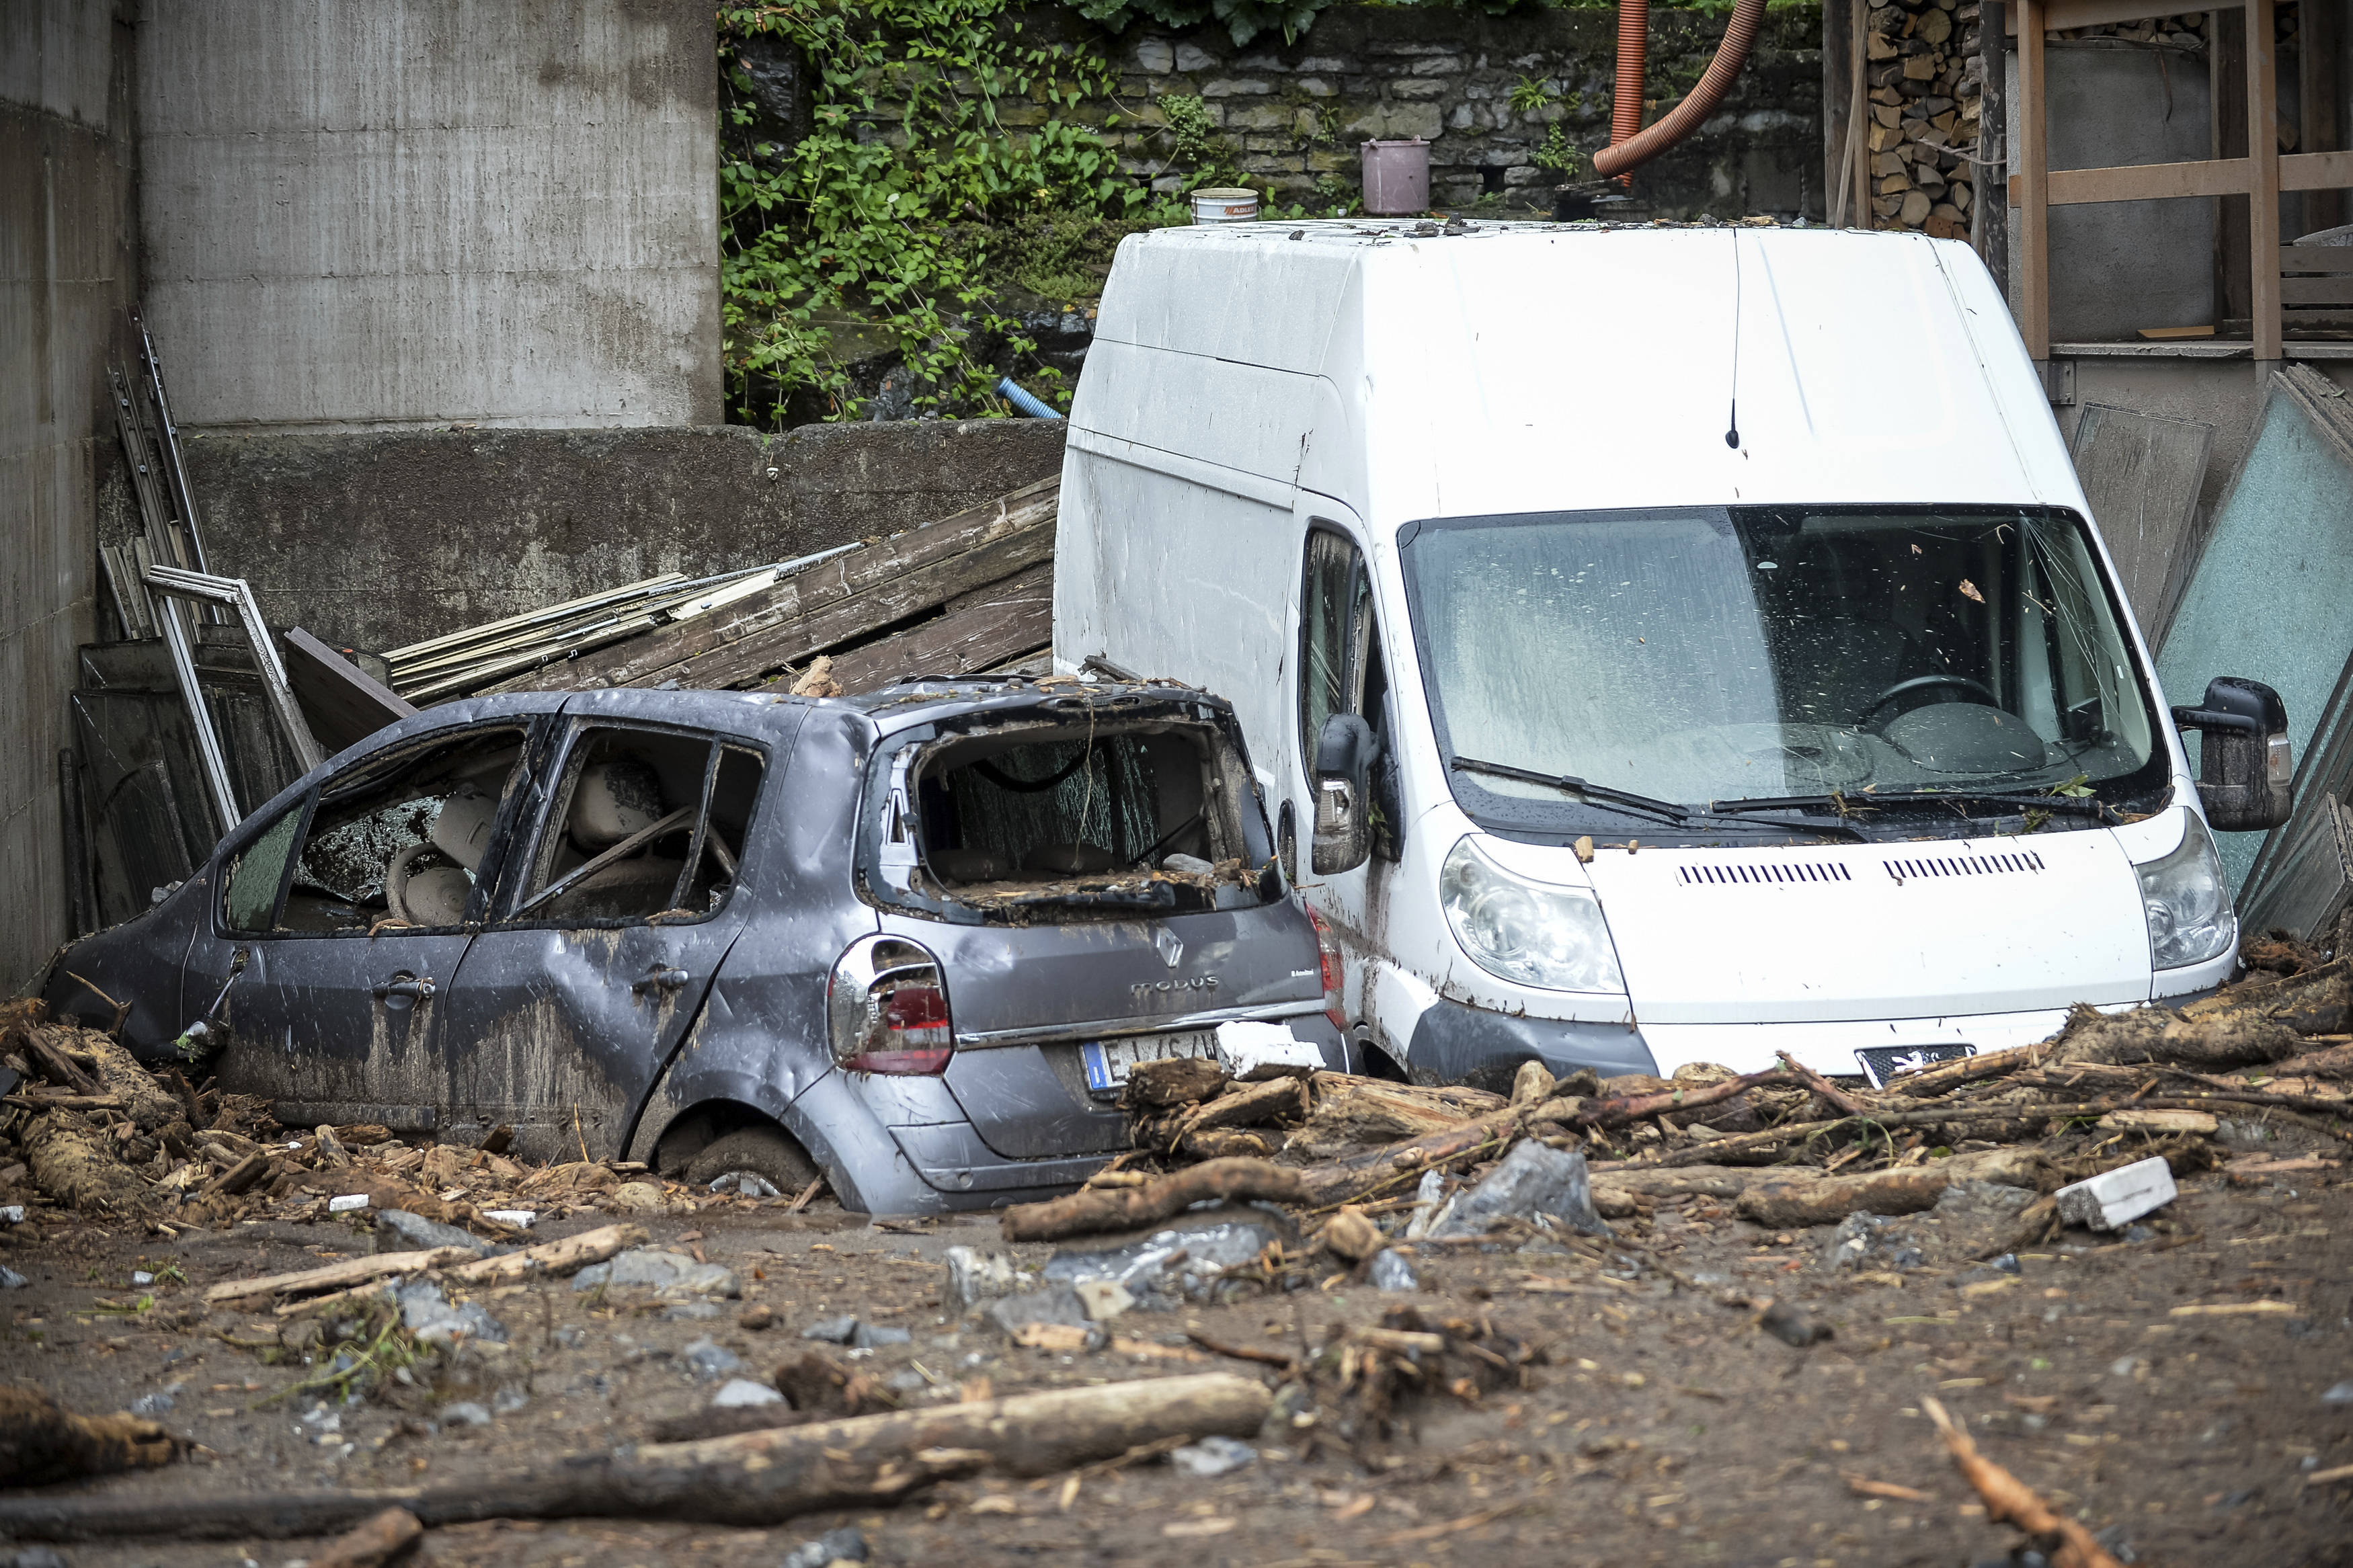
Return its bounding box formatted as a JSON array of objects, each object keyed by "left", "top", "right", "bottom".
[{"left": 43, "top": 679, "right": 1348, "bottom": 1212}]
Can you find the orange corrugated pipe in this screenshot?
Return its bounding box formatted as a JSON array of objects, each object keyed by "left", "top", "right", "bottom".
[{"left": 1595, "top": 0, "right": 1768, "bottom": 183}]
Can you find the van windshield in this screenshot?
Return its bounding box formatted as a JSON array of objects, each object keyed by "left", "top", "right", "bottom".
[{"left": 1400, "top": 506, "right": 2167, "bottom": 829}]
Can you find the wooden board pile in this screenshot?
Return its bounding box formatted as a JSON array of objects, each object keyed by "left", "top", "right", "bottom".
[
  {"left": 0, "top": 1001, "right": 781, "bottom": 1241},
  {"left": 1002, "top": 943, "right": 2353, "bottom": 1247}
]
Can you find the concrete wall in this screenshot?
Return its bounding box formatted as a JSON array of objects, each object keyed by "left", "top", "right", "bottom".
[
  {"left": 1, "top": 0, "right": 136, "bottom": 993},
  {"left": 136, "top": 0, "right": 722, "bottom": 433},
  {"left": 101, "top": 419, "right": 1070, "bottom": 653}
]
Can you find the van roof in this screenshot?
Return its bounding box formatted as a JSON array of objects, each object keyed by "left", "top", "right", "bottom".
[{"left": 1080, "top": 220, "right": 2079, "bottom": 526}]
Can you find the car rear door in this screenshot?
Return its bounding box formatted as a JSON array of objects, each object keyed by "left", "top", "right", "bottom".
[{"left": 430, "top": 694, "right": 789, "bottom": 1162}]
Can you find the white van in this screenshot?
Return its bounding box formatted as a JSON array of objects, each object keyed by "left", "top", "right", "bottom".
[{"left": 1052, "top": 220, "right": 2293, "bottom": 1091}]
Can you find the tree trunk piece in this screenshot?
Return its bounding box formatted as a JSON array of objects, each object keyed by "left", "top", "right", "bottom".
[{"left": 1001, "top": 1159, "right": 1308, "bottom": 1242}]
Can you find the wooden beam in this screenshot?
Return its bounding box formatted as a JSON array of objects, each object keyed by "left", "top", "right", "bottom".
[
  {"left": 2249, "top": 0, "right": 2282, "bottom": 360},
  {"left": 2282, "top": 149, "right": 2353, "bottom": 192},
  {"left": 2007, "top": 156, "right": 2257, "bottom": 206},
  {"left": 1825, "top": 0, "right": 1856, "bottom": 224},
  {"left": 2304, "top": 0, "right": 2344, "bottom": 234},
  {"left": 1975, "top": 1, "right": 2010, "bottom": 284},
  {"left": 2281, "top": 244, "right": 2353, "bottom": 270},
  {"left": 2017, "top": 0, "right": 2052, "bottom": 358},
  {"left": 2007, "top": 0, "right": 2241, "bottom": 33},
  {"left": 2281, "top": 275, "right": 2353, "bottom": 304},
  {"left": 2215, "top": 7, "right": 2252, "bottom": 328}
]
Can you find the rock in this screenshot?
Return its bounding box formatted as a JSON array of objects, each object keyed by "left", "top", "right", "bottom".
[
  {"left": 438, "top": 1401, "right": 491, "bottom": 1429},
  {"left": 492, "top": 1387, "right": 529, "bottom": 1414},
  {"left": 395, "top": 1280, "right": 506, "bottom": 1346},
  {"left": 664, "top": 1301, "right": 724, "bottom": 1321},
  {"left": 780, "top": 1528, "right": 869, "bottom": 1568},
  {"left": 0, "top": 1266, "right": 26, "bottom": 1289},
  {"left": 1431, "top": 1143, "right": 1610, "bottom": 1239},
  {"left": 801, "top": 1315, "right": 859, "bottom": 1344},
  {"left": 713, "top": 1377, "right": 783, "bottom": 1408},
  {"left": 2056, "top": 1156, "right": 2178, "bottom": 1231},
  {"left": 571, "top": 1247, "right": 740, "bottom": 1297},
  {"left": 983, "top": 1285, "right": 1094, "bottom": 1335},
  {"left": 1039, "top": 1219, "right": 1284, "bottom": 1309},
  {"left": 374, "top": 1208, "right": 491, "bottom": 1256},
  {"left": 740, "top": 1304, "right": 775, "bottom": 1331},
  {"left": 706, "top": 1171, "right": 782, "bottom": 1198},
  {"left": 1170, "top": 1434, "right": 1257, "bottom": 1478},
  {"left": 552, "top": 1324, "right": 588, "bottom": 1349},
  {"left": 3, "top": 1549, "right": 69, "bottom": 1568},
  {"left": 1367, "top": 1249, "right": 1419, "bottom": 1292},
  {"left": 682, "top": 1337, "right": 747, "bottom": 1380},
  {"left": 1823, "top": 1212, "right": 1924, "bottom": 1273},
  {"left": 943, "top": 1245, "right": 1023, "bottom": 1311},
  {"left": 2322, "top": 1380, "right": 2353, "bottom": 1405},
  {"left": 1321, "top": 1206, "right": 1384, "bottom": 1263},
  {"left": 605, "top": 1181, "right": 668, "bottom": 1212},
  {"left": 1759, "top": 1300, "right": 1832, "bottom": 1348},
  {"left": 129, "top": 1383, "right": 181, "bottom": 1416},
  {"left": 1072, "top": 1280, "right": 1134, "bottom": 1321},
  {"left": 850, "top": 1323, "right": 910, "bottom": 1349}
]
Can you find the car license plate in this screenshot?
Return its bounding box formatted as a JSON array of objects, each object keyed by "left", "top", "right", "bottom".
[
  {"left": 1854, "top": 1043, "right": 1975, "bottom": 1090},
  {"left": 1080, "top": 1031, "right": 1221, "bottom": 1096}
]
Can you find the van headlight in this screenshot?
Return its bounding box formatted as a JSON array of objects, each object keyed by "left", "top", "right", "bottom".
[
  {"left": 1440, "top": 837, "right": 1624, "bottom": 993},
  {"left": 2136, "top": 813, "right": 2236, "bottom": 971}
]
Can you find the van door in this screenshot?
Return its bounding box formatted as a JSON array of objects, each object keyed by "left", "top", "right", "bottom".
[
  {"left": 430, "top": 712, "right": 772, "bottom": 1161},
  {"left": 1292, "top": 519, "right": 1404, "bottom": 1046}
]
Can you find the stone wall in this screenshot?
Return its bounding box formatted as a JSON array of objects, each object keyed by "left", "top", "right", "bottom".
[
  {"left": 955, "top": 5, "right": 1823, "bottom": 218},
  {"left": 99, "top": 419, "right": 1070, "bottom": 655},
  {"left": 1, "top": 1, "right": 136, "bottom": 991}
]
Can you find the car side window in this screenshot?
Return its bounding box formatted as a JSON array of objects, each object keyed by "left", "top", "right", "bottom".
[
  {"left": 513, "top": 727, "right": 764, "bottom": 926},
  {"left": 272, "top": 726, "right": 530, "bottom": 934},
  {"left": 1299, "top": 526, "right": 1401, "bottom": 861},
  {"left": 221, "top": 802, "right": 307, "bottom": 933}
]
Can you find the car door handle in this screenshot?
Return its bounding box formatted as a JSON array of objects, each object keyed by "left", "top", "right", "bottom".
[
  {"left": 372, "top": 977, "right": 436, "bottom": 1001},
  {"left": 631, "top": 966, "right": 691, "bottom": 995}
]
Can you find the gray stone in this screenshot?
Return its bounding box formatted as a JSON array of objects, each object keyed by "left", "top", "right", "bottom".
[
  {"left": 2323, "top": 1380, "right": 2353, "bottom": 1405},
  {"left": 0, "top": 1266, "right": 28, "bottom": 1289},
  {"left": 851, "top": 1323, "right": 911, "bottom": 1349},
  {"left": 1174, "top": 43, "right": 1218, "bottom": 71},
  {"left": 706, "top": 1171, "right": 782, "bottom": 1198},
  {"left": 2, "top": 1549, "right": 68, "bottom": 1568},
  {"left": 375, "top": 1208, "right": 495, "bottom": 1256},
  {"left": 130, "top": 1383, "right": 182, "bottom": 1416},
  {"left": 1432, "top": 1143, "right": 1609, "bottom": 1239},
  {"left": 1133, "top": 39, "right": 1174, "bottom": 73},
  {"left": 664, "top": 1301, "right": 725, "bottom": 1321},
  {"left": 683, "top": 1337, "right": 747, "bottom": 1380},
  {"left": 1170, "top": 1434, "right": 1257, "bottom": 1478},
  {"left": 572, "top": 1247, "right": 740, "bottom": 1298},
  {"left": 781, "top": 1528, "right": 869, "bottom": 1568},
  {"left": 1041, "top": 1220, "right": 1284, "bottom": 1310},
  {"left": 713, "top": 1377, "right": 784, "bottom": 1407},
  {"left": 944, "top": 1245, "right": 1023, "bottom": 1311},
  {"left": 1824, "top": 1212, "right": 1923, "bottom": 1273},
  {"left": 984, "top": 1286, "right": 1096, "bottom": 1336},
  {"left": 492, "top": 1387, "right": 530, "bottom": 1414},
  {"left": 801, "top": 1315, "right": 859, "bottom": 1344},
  {"left": 438, "top": 1401, "right": 493, "bottom": 1429},
  {"left": 552, "top": 1324, "right": 588, "bottom": 1349},
  {"left": 1367, "top": 1249, "right": 1419, "bottom": 1292},
  {"left": 396, "top": 1280, "right": 507, "bottom": 1346}
]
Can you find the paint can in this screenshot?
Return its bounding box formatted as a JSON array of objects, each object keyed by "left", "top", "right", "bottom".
[{"left": 1191, "top": 188, "right": 1260, "bottom": 224}]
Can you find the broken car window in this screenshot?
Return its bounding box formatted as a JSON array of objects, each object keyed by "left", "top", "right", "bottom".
[
  {"left": 1404, "top": 507, "right": 2164, "bottom": 823},
  {"left": 271, "top": 727, "right": 528, "bottom": 933},
  {"left": 516, "top": 727, "right": 763, "bottom": 925},
  {"left": 221, "top": 802, "right": 306, "bottom": 933}
]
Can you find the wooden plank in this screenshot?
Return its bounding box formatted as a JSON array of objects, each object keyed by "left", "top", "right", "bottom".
[
  {"left": 283, "top": 628, "right": 417, "bottom": 756},
  {"left": 2067, "top": 405, "right": 2215, "bottom": 636},
  {"left": 502, "top": 479, "right": 1058, "bottom": 695},
  {"left": 2018, "top": 0, "right": 2052, "bottom": 360},
  {"left": 2281, "top": 245, "right": 2353, "bottom": 272},
  {"left": 1975, "top": 1, "right": 2009, "bottom": 278},
  {"left": 2282, "top": 149, "right": 2353, "bottom": 192},
  {"left": 2215, "top": 7, "right": 2252, "bottom": 329},
  {"left": 2249, "top": 0, "right": 2281, "bottom": 361},
  {"left": 204, "top": 1247, "right": 477, "bottom": 1305},
  {"left": 827, "top": 563, "right": 1054, "bottom": 695},
  {"left": 2283, "top": 276, "right": 2353, "bottom": 304},
  {"left": 2007, "top": 0, "right": 2239, "bottom": 31},
  {"left": 2009, "top": 157, "right": 2256, "bottom": 207},
  {"left": 2301, "top": 0, "right": 2343, "bottom": 235},
  {"left": 665, "top": 525, "right": 1055, "bottom": 693},
  {"left": 1825, "top": 0, "right": 1856, "bottom": 225},
  {"left": 381, "top": 575, "right": 686, "bottom": 666}
]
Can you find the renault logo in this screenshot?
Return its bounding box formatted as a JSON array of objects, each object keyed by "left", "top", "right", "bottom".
[{"left": 1156, "top": 928, "right": 1183, "bottom": 969}]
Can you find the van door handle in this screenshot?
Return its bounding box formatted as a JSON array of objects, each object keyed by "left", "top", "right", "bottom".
[
  {"left": 632, "top": 966, "right": 690, "bottom": 995},
  {"left": 372, "top": 976, "right": 436, "bottom": 1001}
]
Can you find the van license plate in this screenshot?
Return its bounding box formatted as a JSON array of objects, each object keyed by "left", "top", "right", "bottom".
[
  {"left": 1080, "top": 1032, "right": 1221, "bottom": 1096},
  {"left": 1854, "top": 1043, "right": 1975, "bottom": 1089}
]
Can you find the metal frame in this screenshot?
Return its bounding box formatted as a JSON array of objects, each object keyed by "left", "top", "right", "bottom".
[
  {"left": 140, "top": 563, "right": 328, "bottom": 832},
  {"left": 2006, "top": 0, "right": 2350, "bottom": 362}
]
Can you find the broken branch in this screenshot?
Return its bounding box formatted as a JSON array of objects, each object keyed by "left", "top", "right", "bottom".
[{"left": 1921, "top": 1397, "right": 2124, "bottom": 1568}]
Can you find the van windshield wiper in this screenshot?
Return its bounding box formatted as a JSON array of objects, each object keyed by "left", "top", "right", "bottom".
[
  {"left": 1448, "top": 757, "right": 1866, "bottom": 841},
  {"left": 1708, "top": 790, "right": 2116, "bottom": 823}
]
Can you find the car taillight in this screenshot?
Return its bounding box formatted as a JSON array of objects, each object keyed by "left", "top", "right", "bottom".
[
  {"left": 828, "top": 936, "right": 953, "bottom": 1075},
  {"left": 1306, "top": 904, "right": 1346, "bottom": 1030}
]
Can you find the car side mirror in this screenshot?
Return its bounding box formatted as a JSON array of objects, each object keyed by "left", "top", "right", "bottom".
[
  {"left": 2171, "top": 676, "right": 2291, "bottom": 832},
  {"left": 1312, "top": 714, "right": 1377, "bottom": 875}
]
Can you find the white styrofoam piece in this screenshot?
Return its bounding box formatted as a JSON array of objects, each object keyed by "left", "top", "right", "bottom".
[
  {"left": 327, "top": 1194, "right": 370, "bottom": 1212},
  {"left": 1215, "top": 1020, "right": 1321, "bottom": 1077},
  {"left": 0, "top": 1205, "right": 25, "bottom": 1224},
  {"left": 2054, "top": 1155, "right": 2178, "bottom": 1231},
  {"left": 485, "top": 1209, "right": 537, "bottom": 1228}
]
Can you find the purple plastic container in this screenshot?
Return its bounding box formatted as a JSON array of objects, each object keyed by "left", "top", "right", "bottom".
[{"left": 1361, "top": 139, "right": 1431, "bottom": 216}]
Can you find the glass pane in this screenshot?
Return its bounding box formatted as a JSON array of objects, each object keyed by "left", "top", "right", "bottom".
[
  {"left": 1299, "top": 530, "right": 1360, "bottom": 769},
  {"left": 526, "top": 729, "right": 716, "bottom": 924},
  {"left": 1405, "top": 507, "right": 2160, "bottom": 811},
  {"left": 282, "top": 727, "right": 527, "bottom": 932},
  {"left": 223, "top": 805, "right": 304, "bottom": 932}
]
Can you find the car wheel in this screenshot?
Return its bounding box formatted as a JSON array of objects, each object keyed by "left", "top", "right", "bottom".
[{"left": 682, "top": 1124, "right": 820, "bottom": 1196}]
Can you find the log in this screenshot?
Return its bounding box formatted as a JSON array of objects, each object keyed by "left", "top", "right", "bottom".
[
  {"left": 1123, "top": 1056, "right": 1229, "bottom": 1109},
  {"left": 2047, "top": 1002, "right": 2303, "bottom": 1073},
  {"left": 1576, "top": 1068, "right": 1800, "bottom": 1129},
  {"left": 1001, "top": 1158, "right": 1308, "bottom": 1243},
  {"left": 199, "top": 1150, "right": 272, "bottom": 1200},
  {"left": 0, "top": 1385, "right": 181, "bottom": 1487},
  {"left": 24, "top": 1111, "right": 153, "bottom": 1214},
  {"left": 307, "top": 1508, "right": 422, "bottom": 1568},
  {"left": 0, "top": 1374, "right": 1271, "bottom": 1541},
  {"left": 1735, "top": 1167, "right": 1960, "bottom": 1228},
  {"left": 205, "top": 1246, "right": 479, "bottom": 1306},
  {"left": 1164, "top": 1075, "right": 1309, "bottom": 1145},
  {"left": 83, "top": 1028, "right": 186, "bottom": 1132},
  {"left": 2184, "top": 956, "right": 2351, "bottom": 1034},
  {"left": 442, "top": 1223, "right": 644, "bottom": 1286},
  {"left": 1281, "top": 1077, "right": 1504, "bottom": 1160}
]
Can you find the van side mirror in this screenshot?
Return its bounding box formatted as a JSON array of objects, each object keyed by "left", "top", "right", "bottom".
[
  {"left": 1312, "top": 714, "right": 1377, "bottom": 875},
  {"left": 2171, "top": 677, "right": 2292, "bottom": 832}
]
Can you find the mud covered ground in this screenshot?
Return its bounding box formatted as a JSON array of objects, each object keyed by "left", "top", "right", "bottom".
[{"left": 5, "top": 1137, "right": 2350, "bottom": 1568}]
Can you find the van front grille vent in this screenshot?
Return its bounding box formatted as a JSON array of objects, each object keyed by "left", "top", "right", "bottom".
[
  {"left": 1882, "top": 850, "right": 2047, "bottom": 882},
  {"left": 1676, "top": 862, "right": 1855, "bottom": 886}
]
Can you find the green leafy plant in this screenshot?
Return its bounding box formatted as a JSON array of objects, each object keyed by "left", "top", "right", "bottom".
[
  {"left": 1509, "top": 75, "right": 1556, "bottom": 114},
  {"left": 2047, "top": 773, "right": 2096, "bottom": 798},
  {"left": 721, "top": 0, "right": 1156, "bottom": 423},
  {"left": 1533, "top": 123, "right": 1584, "bottom": 175},
  {"left": 1080, "top": 0, "right": 1333, "bottom": 48}
]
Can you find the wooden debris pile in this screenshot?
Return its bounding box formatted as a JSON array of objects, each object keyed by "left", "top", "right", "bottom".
[{"left": 1005, "top": 945, "right": 2353, "bottom": 1247}]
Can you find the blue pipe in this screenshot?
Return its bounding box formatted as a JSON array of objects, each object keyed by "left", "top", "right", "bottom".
[{"left": 996, "top": 377, "right": 1063, "bottom": 420}]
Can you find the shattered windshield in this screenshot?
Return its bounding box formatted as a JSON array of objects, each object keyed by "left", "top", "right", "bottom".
[{"left": 1400, "top": 505, "right": 2165, "bottom": 831}]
